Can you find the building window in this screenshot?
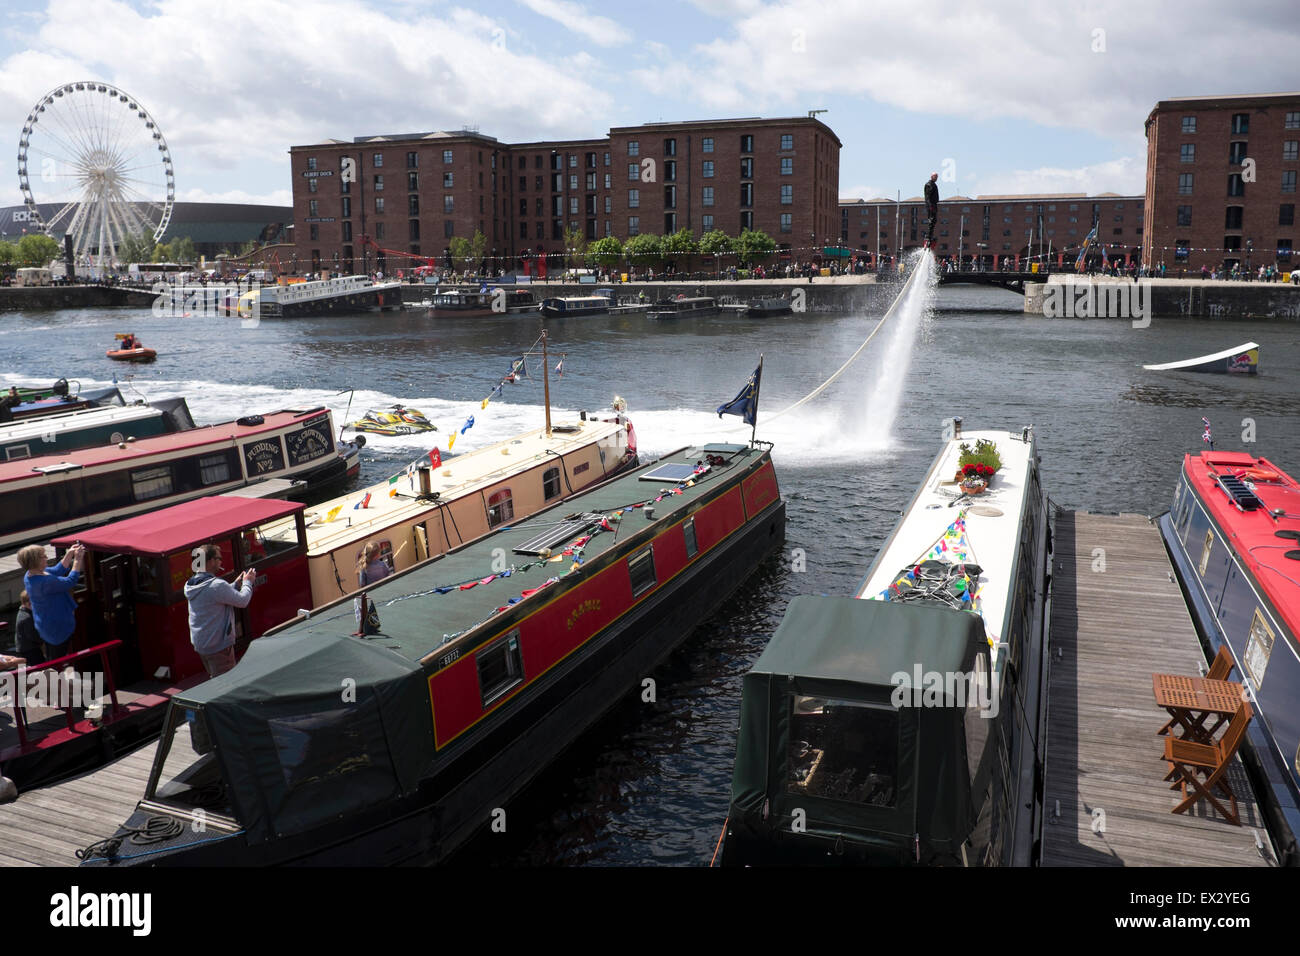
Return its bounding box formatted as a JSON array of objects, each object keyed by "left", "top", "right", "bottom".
[
  {"left": 604, "top": 152, "right": 610, "bottom": 166},
  {"left": 604, "top": 173, "right": 611, "bottom": 189},
  {"left": 781, "top": 157, "right": 793, "bottom": 175},
  {"left": 1225, "top": 206, "right": 1244, "bottom": 229},
  {"left": 702, "top": 214, "right": 714, "bottom": 231},
  {"left": 781, "top": 184, "right": 793, "bottom": 205},
  {"left": 519, "top": 198, "right": 527, "bottom": 216},
  {"left": 1178, "top": 173, "right": 1193, "bottom": 195},
  {"left": 373, "top": 175, "right": 383, "bottom": 191},
  {"left": 340, "top": 197, "right": 350, "bottom": 218},
  {"left": 536, "top": 197, "right": 544, "bottom": 215},
  {"left": 552, "top": 173, "right": 563, "bottom": 192},
  {"left": 308, "top": 178, "right": 317, "bottom": 193},
  {"left": 407, "top": 151, "right": 418, "bottom": 168},
  {"left": 1229, "top": 141, "right": 1247, "bottom": 164},
  {"left": 628, "top": 189, "right": 639, "bottom": 208},
  {"left": 409, "top": 219, "right": 419, "bottom": 240},
  {"left": 340, "top": 177, "right": 350, "bottom": 195},
  {"left": 702, "top": 137, "right": 713, "bottom": 153},
  {"left": 780, "top": 134, "right": 793, "bottom": 150},
  {"left": 375, "top": 197, "right": 385, "bottom": 214},
  {"left": 403, "top": 172, "right": 415, "bottom": 191},
  {"left": 1231, "top": 113, "right": 1249, "bottom": 135},
  {"left": 1284, "top": 171, "right": 1298, "bottom": 194},
  {"left": 664, "top": 161, "right": 676, "bottom": 182},
  {"left": 568, "top": 154, "right": 577, "bottom": 168},
  {"left": 487, "top": 488, "right": 514, "bottom": 527},
  {"left": 443, "top": 150, "right": 453, "bottom": 164},
  {"left": 740, "top": 183, "right": 753, "bottom": 207},
  {"left": 702, "top": 160, "right": 714, "bottom": 178},
  {"left": 1285, "top": 141, "right": 1299, "bottom": 161},
  {"left": 373, "top": 153, "right": 383, "bottom": 167},
  {"left": 306, "top": 156, "right": 317, "bottom": 170},
  {"left": 586, "top": 172, "right": 596, "bottom": 190},
  {"left": 702, "top": 186, "right": 714, "bottom": 207},
  {"left": 628, "top": 216, "right": 639, "bottom": 236},
  {"left": 1181, "top": 116, "right": 1196, "bottom": 134},
  {"left": 477, "top": 631, "right": 523, "bottom": 707},
  {"left": 628, "top": 140, "right": 639, "bottom": 156},
  {"left": 566, "top": 173, "right": 576, "bottom": 190},
  {"left": 1176, "top": 205, "right": 1192, "bottom": 227},
  {"left": 663, "top": 212, "right": 677, "bottom": 234},
  {"left": 740, "top": 134, "right": 753, "bottom": 153},
  {"left": 1228, "top": 173, "right": 1245, "bottom": 196},
  {"left": 628, "top": 163, "right": 639, "bottom": 182},
  {"left": 585, "top": 152, "right": 596, "bottom": 168},
  {"left": 1180, "top": 143, "right": 1195, "bottom": 163},
  {"left": 308, "top": 199, "right": 318, "bottom": 217},
  {"left": 1281, "top": 204, "right": 1295, "bottom": 226},
  {"left": 409, "top": 195, "right": 419, "bottom": 215},
  {"left": 443, "top": 172, "right": 454, "bottom": 188},
  {"left": 309, "top": 224, "right": 318, "bottom": 241},
  {"left": 604, "top": 196, "right": 611, "bottom": 214},
  {"left": 780, "top": 213, "right": 792, "bottom": 232},
  {"left": 374, "top": 222, "right": 384, "bottom": 239},
  {"left": 740, "top": 157, "right": 753, "bottom": 179},
  {"left": 1286, "top": 112, "right": 1300, "bottom": 130},
  {"left": 569, "top": 196, "right": 578, "bottom": 215},
  {"left": 683, "top": 517, "right": 699, "bottom": 558},
  {"left": 536, "top": 175, "right": 543, "bottom": 191},
  {"left": 664, "top": 138, "right": 677, "bottom": 156},
  {"left": 628, "top": 546, "right": 656, "bottom": 597},
  {"left": 740, "top": 211, "right": 753, "bottom": 230},
  {"left": 664, "top": 185, "right": 676, "bottom": 209}
]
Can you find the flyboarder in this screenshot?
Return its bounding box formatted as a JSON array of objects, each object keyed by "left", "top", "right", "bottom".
[{"left": 924, "top": 172, "right": 939, "bottom": 248}]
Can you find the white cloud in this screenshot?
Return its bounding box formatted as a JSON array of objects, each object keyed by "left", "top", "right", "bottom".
[
  {"left": 969, "top": 155, "right": 1146, "bottom": 198},
  {"left": 176, "top": 187, "right": 293, "bottom": 206},
  {"left": 840, "top": 184, "right": 886, "bottom": 201},
  {"left": 515, "top": 0, "right": 632, "bottom": 46}
]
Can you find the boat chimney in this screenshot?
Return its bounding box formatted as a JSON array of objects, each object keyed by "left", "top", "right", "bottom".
[
  {"left": 951, "top": 417, "right": 962, "bottom": 440},
  {"left": 418, "top": 465, "right": 432, "bottom": 496}
]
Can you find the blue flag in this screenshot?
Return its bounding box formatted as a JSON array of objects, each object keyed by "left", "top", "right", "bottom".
[
  {"left": 461, "top": 415, "right": 475, "bottom": 434},
  {"left": 716, "top": 360, "right": 762, "bottom": 427}
]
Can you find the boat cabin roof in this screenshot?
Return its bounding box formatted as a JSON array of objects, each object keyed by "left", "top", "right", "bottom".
[
  {"left": 0, "top": 402, "right": 161, "bottom": 443},
  {"left": 52, "top": 496, "right": 305, "bottom": 556}
]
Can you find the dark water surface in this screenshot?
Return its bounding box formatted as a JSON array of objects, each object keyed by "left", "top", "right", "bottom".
[{"left": 3, "top": 281, "right": 1297, "bottom": 865}]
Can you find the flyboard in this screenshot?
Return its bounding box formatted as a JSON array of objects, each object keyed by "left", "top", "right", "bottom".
[{"left": 1142, "top": 341, "right": 1259, "bottom": 375}]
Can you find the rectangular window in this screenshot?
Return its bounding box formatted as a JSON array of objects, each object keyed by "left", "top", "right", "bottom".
[
  {"left": 1228, "top": 173, "right": 1245, "bottom": 196},
  {"left": 308, "top": 178, "right": 317, "bottom": 193},
  {"left": 543, "top": 467, "right": 562, "bottom": 501},
  {"left": 340, "top": 197, "right": 350, "bottom": 218},
  {"left": 1231, "top": 113, "right": 1249, "bottom": 134},
  {"left": 780, "top": 213, "right": 792, "bottom": 232},
  {"left": 664, "top": 185, "right": 676, "bottom": 209},
  {"left": 702, "top": 161, "right": 714, "bottom": 178},
  {"left": 1285, "top": 141, "right": 1299, "bottom": 161},
  {"left": 520, "top": 221, "right": 528, "bottom": 238},
  {"left": 781, "top": 184, "right": 793, "bottom": 205},
  {"left": 628, "top": 546, "right": 656, "bottom": 596},
  {"left": 604, "top": 173, "right": 611, "bottom": 189},
  {"left": 1288, "top": 112, "right": 1300, "bottom": 130},
  {"left": 1181, "top": 116, "right": 1197, "bottom": 134},
  {"left": 409, "top": 219, "right": 419, "bottom": 240},
  {"left": 740, "top": 210, "right": 753, "bottom": 230},
  {"left": 519, "top": 198, "right": 527, "bottom": 216},
  {"left": 409, "top": 195, "right": 419, "bottom": 215},
  {"left": 198, "top": 453, "right": 232, "bottom": 486},
  {"left": 1180, "top": 143, "right": 1195, "bottom": 163},
  {"left": 306, "top": 156, "right": 317, "bottom": 170},
  {"left": 552, "top": 173, "right": 562, "bottom": 192},
  {"left": 664, "top": 138, "right": 677, "bottom": 156},
  {"left": 477, "top": 631, "right": 523, "bottom": 707},
  {"left": 702, "top": 214, "right": 714, "bottom": 231},
  {"left": 604, "top": 152, "right": 610, "bottom": 166},
  {"left": 702, "top": 137, "right": 713, "bottom": 153},
  {"left": 683, "top": 517, "right": 699, "bottom": 558},
  {"left": 1281, "top": 204, "right": 1295, "bottom": 226},
  {"left": 488, "top": 488, "right": 514, "bottom": 527},
  {"left": 536, "top": 197, "right": 544, "bottom": 215},
  {"left": 373, "top": 175, "right": 383, "bottom": 191},
  {"left": 443, "top": 150, "right": 453, "bottom": 164},
  {"left": 786, "top": 697, "right": 898, "bottom": 807},
  {"left": 628, "top": 216, "right": 639, "bottom": 236},
  {"left": 408, "top": 172, "right": 418, "bottom": 191},
  {"left": 586, "top": 172, "right": 596, "bottom": 190},
  {"left": 444, "top": 195, "right": 454, "bottom": 213},
  {"left": 551, "top": 154, "right": 562, "bottom": 170},
  {"left": 628, "top": 140, "right": 639, "bottom": 156},
  {"left": 781, "top": 157, "right": 793, "bottom": 175},
  {"left": 780, "top": 133, "right": 793, "bottom": 150},
  {"left": 568, "top": 173, "right": 577, "bottom": 191},
  {"left": 1176, "top": 205, "right": 1192, "bottom": 227},
  {"left": 1284, "top": 171, "right": 1297, "bottom": 194},
  {"left": 536, "top": 175, "right": 543, "bottom": 191},
  {"left": 1229, "top": 141, "right": 1247, "bottom": 164},
  {"left": 519, "top": 176, "right": 527, "bottom": 192},
  {"left": 628, "top": 163, "right": 639, "bottom": 182},
  {"left": 702, "top": 186, "right": 714, "bottom": 207},
  {"left": 308, "top": 199, "right": 318, "bottom": 217},
  {"left": 568, "top": 154, "right": 577, "bottom": 168},
  {"left": 374, "top": 222, "right": 384, "bottom": 239},
  {"left": 342, "top": 221, "right": 352, "bottom": 241},
  {"left": 373, "top": 153, "right": 384, "bottom": 167},
  {"left": 586, "top": 152, "right": 596, "bottom": 168},
  {"left": 569, "top": 196, "right": 578, "bottom": 215},
  {"left": 443, "top": 171, "right": 454, "bottom": 188},
  {"left": 1225, "top": 206, "right": 1244, "bottom": 229},
  {"left": 740, "top": 134, "right": 753, "bottom": 153},
  {"left": 740, "top": 157, "right": 753, "bottom": 179},
  {"left": 375, "top": 197, "right": 384, "bottom": 214},
  {"left": 309, "top": 224, "right": 318, "bottom": 241},
  {"left": 450, "top": 220, "right": 459, "bottom": 238},
  {"left": 1178, "top": 173, "right": 1193, "bottom": 195},
  {"left": 740, "top": 183, "right": 753, "bottom": 207},
  {"left": 664, "top": 161, "right": 676, "bottom": 182},
  {"left": 628, "top": 189, "right": 639, "bottom": 208},
  {"left": 131, "top": 465, "right": 173, "bottom": 502},
  {"left": 604, "top": 195, "right": 611, "bottom": 213},
  {"left": 407, "top": 151, "right": 417, "bottom": 168}
]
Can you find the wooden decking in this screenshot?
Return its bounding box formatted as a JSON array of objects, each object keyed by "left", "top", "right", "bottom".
[
  {"left": 1042, "top": 510, "right": 1274, "bottom": 866},
  {"left": 0, "top": 741, "right": 152, "bottom": 867}
]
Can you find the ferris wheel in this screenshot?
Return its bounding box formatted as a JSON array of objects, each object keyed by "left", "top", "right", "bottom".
[{"left": 18, "top": 81, "right": 175, "bottom": 268}]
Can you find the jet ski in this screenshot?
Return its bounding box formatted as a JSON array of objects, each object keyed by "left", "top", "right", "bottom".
[{"left": 345, "top": 405, "right": 438, "bottom": 436}]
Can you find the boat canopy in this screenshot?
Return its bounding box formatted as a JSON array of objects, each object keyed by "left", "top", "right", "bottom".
[
  {"left": 729, "top": 596, "right": 991, "bottom": 862},
  {"left": 172, "top": 628, "right": 434, "bottom": 845}
]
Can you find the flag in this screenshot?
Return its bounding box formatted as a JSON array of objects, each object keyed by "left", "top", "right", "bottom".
[
  {"left": 1075, "top": 223, "right": 1098, "bottom": 271},
  {"left": 388, "top": 473, "right": 400, "bottom": 486},
  {"left": 429, "top": 447, "right": 441, "bottom": 468},
  {"left": 354, "top": 492, "right": 372, "bottom": 510},
  {"left": 1202, "top": 417, "right": 1213, "bottom": 445},
  {"left": 481, "top": 395, "right": 490, "bottom": 410},
  {"left": 461, "top": 415, "right": 475, "bottom": 434},
  {"left": 448, "top": 433, "right": 457, "bottom": 450},
  {"left": 324, "top": 505, "right": 343, "bottom": 523},
  {"left": 555, "top": 357, "right": 564, "bottom": 379},
  {"left": 716, "top": 359, "right": 763, "bottom": 427},
  {"left": 512, "top": 357, "right": 526, "bottom": 380},
  {"left": 492, "top": 382, "right": 504, "bottom": 400}
]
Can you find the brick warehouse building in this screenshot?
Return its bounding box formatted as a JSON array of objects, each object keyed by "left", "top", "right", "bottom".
[
  {"left": 839, "top": 192, "right": 1145, "bottom": 269},
  {"left": 289, "top": 116, "right": 840, "bottom": 275},
  {"left": 1143, "top": 92, "right": 1299, "bottom": 272}
]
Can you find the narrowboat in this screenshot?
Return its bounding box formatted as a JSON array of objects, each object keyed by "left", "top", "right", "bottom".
[
  {"left": 747, "top": 297, "right": 794, "bottom": 317},
  {"left": 0, "top": 397, "right": 195, "bottom": 461},
  {"left": 540, "top": 295, "right": 610, "bottom": 317},
  {"left": 647, "top": 296, "right": 719, "bottom": 320},
  {"left": 0, "top": 406, "right": 361, "bottom": 553},
  {"left": 0, "top": 381, "right": 128, "bottom": 424},
  {"left": 1160, "top": 450, "right": 1300, "bottom": 864},
  {"left": 80, "top": 440, "right": 785, "bottom": 866},
  {"left": 243, "top": 276, "right": 403, "bottom": 318},
  {"left": 0, "top": 497, "right": 311, "bottom": 791},
  {"left": 1143, "top": 342, "right": 1259, "bottom": 375},
  {"left": 720, "top": 423, "right": 1050, "bottom": 866},
  {"left": 423, "top": 288, "right": 536, "bottom": 315}
]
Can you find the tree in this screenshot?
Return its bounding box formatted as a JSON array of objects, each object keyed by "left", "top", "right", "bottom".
[
  {"left": 469, "top": 229, "right": 488, "bottom": 273},
  {"left": 117, "top": 232, "right": 154, "bottom": 265},
  {"left": 588, "top": 236, "right": 623, "bottom": 269},
  {"left": 0, "top": 240, "right": 15, "bottom": 267},
  {"left": 623, "top": 233, "right": 663, "bottom": 269},
  {"left": 448, "top": 236, "right": 471, "bottom": 272},
  {"left": 562, "top": 225, "right": 586, "bottom": 274},
  {"left": 170, "top": 236, "right": 198, "bottom": 264},
  {"left": 734, "top": 228, "right": 777, "bottom": 267},
  {"left": 152, "top": 241, "right": 173, "bottom": 262},
  {"left": 699, "top": 229, "right": 733, "bottom": 265},
  {"left": 661, "top": 228, "right": 698, "bottom": 271},
  {"left": 16, "top": 234, "right": 61, "bottom": 268}
]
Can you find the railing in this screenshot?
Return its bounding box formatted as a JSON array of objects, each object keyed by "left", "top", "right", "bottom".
[{"left": 2, "top": 640, "right": 123, "bottom": 751}]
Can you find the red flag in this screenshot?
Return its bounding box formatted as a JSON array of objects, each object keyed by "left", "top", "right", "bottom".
[{"left": 429, "top": 447, "right": 441, "bottom": 468}]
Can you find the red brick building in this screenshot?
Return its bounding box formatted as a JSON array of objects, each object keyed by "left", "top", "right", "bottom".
[
  {"left": 839, "top": 192, "right": 1145, "bottom": 269},
  {"left": 1142, "top": 92, "right": 1299, "bottom": 272},
  {"left": 289, "top": 116, "right": 840, "bottom": 275}
]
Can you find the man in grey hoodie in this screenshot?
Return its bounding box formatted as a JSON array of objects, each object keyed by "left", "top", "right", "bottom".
[{"left": 185, "top": 544, "right": 255, "bottom": 678}]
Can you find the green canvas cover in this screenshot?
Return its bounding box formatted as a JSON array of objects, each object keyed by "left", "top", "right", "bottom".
[
  {"left": 729, "top": 596, "right": 987, "bottom": 859},
  {"left": 176, "top": 630, "right": 433, "bottom": 844}
]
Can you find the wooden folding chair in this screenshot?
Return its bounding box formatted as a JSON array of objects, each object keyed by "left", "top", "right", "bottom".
[
  {"left": 1157, "top": 645, "right": 1236, "bottom": 737},
  {"left": 1163, "top": 699, "right": 1252, "bottom": 825}
]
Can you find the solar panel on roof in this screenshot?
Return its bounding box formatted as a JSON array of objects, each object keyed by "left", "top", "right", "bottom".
[
  {"left": 512, "top": 513, "right": 605, "bottom": 555},
  {"left": 639, "top": 463, "right": 701, "bottom": 482}
]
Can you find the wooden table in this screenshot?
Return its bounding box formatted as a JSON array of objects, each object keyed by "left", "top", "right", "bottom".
[{"left": 1152, "top": 674, "right": 1246, "bottom": 744}]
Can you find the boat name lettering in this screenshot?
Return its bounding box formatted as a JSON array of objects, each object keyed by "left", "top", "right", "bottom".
[
  {"left": 286, "top": 418, "right": 333, "bottom": 465},
  {"left": 566, "top": 598, "right": 601, "bottom": 630},
  {"left": 437, "top": 648, "right": 460, "bottom": 669},
  {"left": 244, "top": 439, "right": 285, "bottom": 475}
]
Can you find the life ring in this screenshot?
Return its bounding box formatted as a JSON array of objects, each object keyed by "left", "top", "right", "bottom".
[{"left": 1244, "top": 467, "right": 1280, "bottom": 483}]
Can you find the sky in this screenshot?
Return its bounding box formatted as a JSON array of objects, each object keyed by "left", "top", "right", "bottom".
[{"left": 1, "top": 0, "right": 1298, "bottom": 211}]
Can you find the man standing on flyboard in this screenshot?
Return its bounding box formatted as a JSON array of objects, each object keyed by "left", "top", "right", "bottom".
[{"left": 924, "top": 172, "right": 939, "bottom": 249}]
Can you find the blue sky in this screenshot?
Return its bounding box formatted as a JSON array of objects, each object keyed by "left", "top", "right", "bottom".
[{"left": 1, "top": 0, "right": 1297, "bottom": 210}]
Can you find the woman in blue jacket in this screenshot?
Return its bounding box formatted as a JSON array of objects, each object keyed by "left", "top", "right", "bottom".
[{"left": 17, "top": 542, "right": 85, "bottom": 662}]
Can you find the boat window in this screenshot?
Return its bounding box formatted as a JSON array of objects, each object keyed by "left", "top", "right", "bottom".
[
  {"left": 487, "top": 488, "right": 514, "bottom": 528},
  {"left": 5, "top": 444, "right": 30, "bottom": 460},
  {"left": 1244, "top": 609, "right": 1275, "bottom": 687},
  {"left": 542, "top": 467, "right": 562, "bottom": 501},
  {"left": 133, "top": 555, "right": 165, "bottom": 599},
  {"left": 787, "top": 696, "right": 898, "bottom": 807},
  {"left": 131, "top": 464, "right": 174, "bottom": 502},
  {"left": 478, "top": 630, "right": 524, "bottom": 707},
  {"left": 149, "top": 705, "right": 235, "bottom": 819},
  {"left": 243, "top": 515, "right": 303, "bottom": 564},
  {"left": 199, "top": 452, "right": 232, "bottom": 485},
  {"left": 683, "top": 517, "right": 699, "bottom": 558},
  {"left": 1197, "top": 528, "right": 1214, "bottom": 576},
  {"left": 629, "top": 546, "right": 656, "bottom": 596}
]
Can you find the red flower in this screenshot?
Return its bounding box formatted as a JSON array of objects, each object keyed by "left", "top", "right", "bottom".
[{"left": 963, "top": 463, "right": 977, "bottom": 476}]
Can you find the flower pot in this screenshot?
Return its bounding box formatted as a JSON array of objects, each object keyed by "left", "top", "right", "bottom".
[{"left": 960, "top": 478, "right": 988, "bottom": 495}]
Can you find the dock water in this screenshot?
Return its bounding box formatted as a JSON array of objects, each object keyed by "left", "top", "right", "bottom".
[{"left": 1042, "top": 510, "right": 1273, "bottom": 866}]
